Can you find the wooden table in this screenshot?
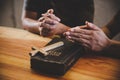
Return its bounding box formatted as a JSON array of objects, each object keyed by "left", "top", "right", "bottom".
[{"left": 0, "top": 26, "right": 120, "bottom": 80}]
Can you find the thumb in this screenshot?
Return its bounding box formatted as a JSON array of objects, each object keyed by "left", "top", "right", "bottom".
[
  {"left": 47, "top": 9, "right": 54, "bottom": 14},
  {"left": 85, "top": 21, "right": 100, "bottom": 30}
]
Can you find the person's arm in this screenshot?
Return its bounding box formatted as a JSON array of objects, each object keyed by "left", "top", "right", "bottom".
[
  {"left": 21, "top": 10, "right": 41, "bottom": 34},
  {"left": 22, "top": 9, "right": 61, "bottom": 34},
  {"left": 96, "top": 37, "right": 120, "bottom": 57},
  {"left": 65, "top": 22, "right": 111, "bottom": 51},
  {"left": 102, "top": 10, "right": 120, "bottom": 39},
  {"left": 105, "top": 40, "right": 120, "bottom": 56},
  {"left": 64, "top": 22, "right": 120, "bottom": 56}
]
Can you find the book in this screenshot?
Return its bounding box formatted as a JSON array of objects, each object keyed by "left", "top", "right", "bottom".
[{"left": 29, "top": 37, "right": 84, "bottom": 76}]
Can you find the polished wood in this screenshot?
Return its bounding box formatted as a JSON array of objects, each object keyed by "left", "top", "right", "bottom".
[{"left": 0, "top": 26, "right": 120, "bottom": 80}]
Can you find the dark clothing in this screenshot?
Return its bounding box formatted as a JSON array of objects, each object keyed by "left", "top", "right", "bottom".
[
  {"left": 106, "top": 10, "right": 120, "bottom": 38},
  {"left": 25, "top": 0, "right": 94, "bottom": 27}
]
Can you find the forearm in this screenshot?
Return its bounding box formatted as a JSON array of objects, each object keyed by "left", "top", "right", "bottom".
[
  {"left": 22, "top": 18, "right": 41, "bottom": 34},
  {"left": 102, "top": 11, "right": 120, "bottom": 39},
  {"left": 103, "top": 39, "right": 120, "bottom": 57},
  {"left": 101, "top": 26, "right": 112, "bottom": 39},
  {"left": 55, "top": 22, "right": 70, "bottom": 35}
]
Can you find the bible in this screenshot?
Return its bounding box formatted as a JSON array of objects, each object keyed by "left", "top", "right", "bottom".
[{"left": 29, "top": 37, "right": 84, "bottom": 76}]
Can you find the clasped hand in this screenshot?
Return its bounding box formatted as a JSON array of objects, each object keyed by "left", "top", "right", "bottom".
[
  {"left": 39, "top": 9, "right": 111, "bottom": 52},
  {"left": 38, "top": 9, "right": 61, "bottom": 37}
]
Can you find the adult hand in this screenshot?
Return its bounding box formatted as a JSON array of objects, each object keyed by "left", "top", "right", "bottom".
[
  {"left": 64, "top": 22, "right": 111, "bottom": 51},
  {"left": 38, "top": 9, "right": 62, "bottom": 36},
  {"left": 40, "top": 18, "right": 69, "bottom": 36}
]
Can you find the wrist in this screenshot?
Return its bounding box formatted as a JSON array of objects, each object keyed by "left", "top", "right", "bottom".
[
  {"left": 104, "top": 39, "right": 119, "bottom": 50},
  {"left": 102, "top": 38, "right": 112, "bottom": 51},
  {"left": 107, "top": 39, "right": 112, "bottom": 48},
  {"left": 55, "top": 23, "right": 70, "bottom": 35}
]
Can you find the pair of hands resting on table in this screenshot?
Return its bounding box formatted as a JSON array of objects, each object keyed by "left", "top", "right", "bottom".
[
  {"left": 22, "top": 9, "right": 120, "bottom": 55},
  {"left": 64, "top": 22, "right": 110, "bottom": 52},
  {"left": 40, "top": 9, "right": 120, "bottom": 56},
  {"left": 64, "top": 22, "right": 120, "bottom": 57}
]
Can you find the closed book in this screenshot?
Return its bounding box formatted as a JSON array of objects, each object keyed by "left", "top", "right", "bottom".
[{"left": 30, "top": 37, "right": 84, "bottom": 76}]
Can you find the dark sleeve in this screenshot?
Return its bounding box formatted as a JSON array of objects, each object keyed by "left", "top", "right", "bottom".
[
  {"left": 55, "top": 0, "right": 94, "bottom": 27},
  {"left": 69, "top": 0, "right": 95, "bottom": 25},
  {"left": 77, "top": 0, "right": 94, "bottom": 23},
  {"left": 25, "top": 0, "right": 41, "bottom": 12},
  {"left": 24, "top": 0, "right": 52, "bottom": 19},
  {"left": 106, "top": 10, "right": 120, "bottom": 38}
]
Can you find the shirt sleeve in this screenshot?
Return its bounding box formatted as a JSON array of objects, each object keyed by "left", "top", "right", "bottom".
[
  {"left": 106, "top": 10, "right": 120, "bottom": 38},
  {"left": 25, "top": 0, "right": 41, "bottom": 12}
]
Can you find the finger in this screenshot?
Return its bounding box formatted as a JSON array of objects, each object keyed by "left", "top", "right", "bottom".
[
  {"left": 69, "top": 26, "right": 80, "bottom": 32},
  {"left": 41, "top": 11, "right": 51, "bottom": 19},
  {"left": 65, "top": 36, "right": 75, "bottom": 43},
  {"left": 41, "top": 23, "right": 51, "bottom": 30},
  {"left": 70, "top": 25, "right": 87, "bottom": 32},
  {"left": 38, "top": 17, "right": 44, "bottom": 22},
  {"left": 42, "top": 13, "right": 50, "bottom": 19},
  {"left": 42, "top": 13, "right": 60, "bottom": 22},
  {"left": 42, "top": 9, "right": 60, "bottom": 22},
  {"left": 86, "top": 21, "right": 100, "bottom": 30},
  {"left": 38, "top": 27, "right": 43, "bottom": 35},
  {"left": 70, "top": 28, "right": 92, "bottom": 35},
  {"left": 48, "top": 14, "right": 61, "bottom": 22},
  {"left": 78, "top": 25, "right": 88, "bottom": 29},
  {"left": 64, "top": 31, "right": 70, "bottom": 36},
  {"left": 82, "top": 43, "right": 91, "bottom": 49},
  {"left": 66, "top": 35, "right": 90, "bottom": 48},
  {"left": 70, "top": 36, "right": 91, "bottom": 45},
  {"left": 47, "top": 9, "right": 54, "bottom": 14},
  {"left": 41, "top": 9, "right": 54, "bottom": 17},
  {"left": 47, "top": 9, "right": 60, "bottom": 22},
  {"left": 41, "top": 22, "right": 56, "bottom": 31},
  {"left": 44, "top": 18, "right": 58, "bottom": 25},
  {"left": 70, "top": 32, "right": 92, "bottom": 40}
]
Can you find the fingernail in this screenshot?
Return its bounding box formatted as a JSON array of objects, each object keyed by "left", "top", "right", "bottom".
[
  {"left": 88, "top": 22, "right": 93, "bottom": 27},
  {"left": 70, "top": 28, "right": 74, "bottom": 32},
  {"left": 65, "top": 32, "right": 70, "bottom": 35},
  {"left": 68, "top": 36, "right": 71, "bottom": 39},
  {"left": 38, "top": 17, "right": 44, "bottom": 21},
  {"left": 48, "top": 9, "right": 54, "bottom": 13},
  {"left": 85, "top": 21, "right": 89, "bottom": 24},
  {"left": 42, "top": 14, "right": 45, "bottom": 16},
  {"left": 57, "top": 18, "right": 61, "bottom": 22}
]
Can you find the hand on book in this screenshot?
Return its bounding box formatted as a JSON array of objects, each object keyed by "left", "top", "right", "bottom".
[{"left": 64, "top": 21, "right": 110, "bottom": 51}]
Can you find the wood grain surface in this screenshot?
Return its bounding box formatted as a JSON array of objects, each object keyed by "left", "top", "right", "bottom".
[{"left": 0, "top": 26, "right": 120, "bottom": 80}]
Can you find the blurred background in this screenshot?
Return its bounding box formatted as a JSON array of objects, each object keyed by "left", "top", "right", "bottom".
[{"left": 0, "top": 0, "right": 120, "bottom": 39}]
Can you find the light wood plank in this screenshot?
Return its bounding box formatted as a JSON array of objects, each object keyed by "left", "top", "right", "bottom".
[{"left": 0, "top": 26, "right": 120, "bottom": 80}]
